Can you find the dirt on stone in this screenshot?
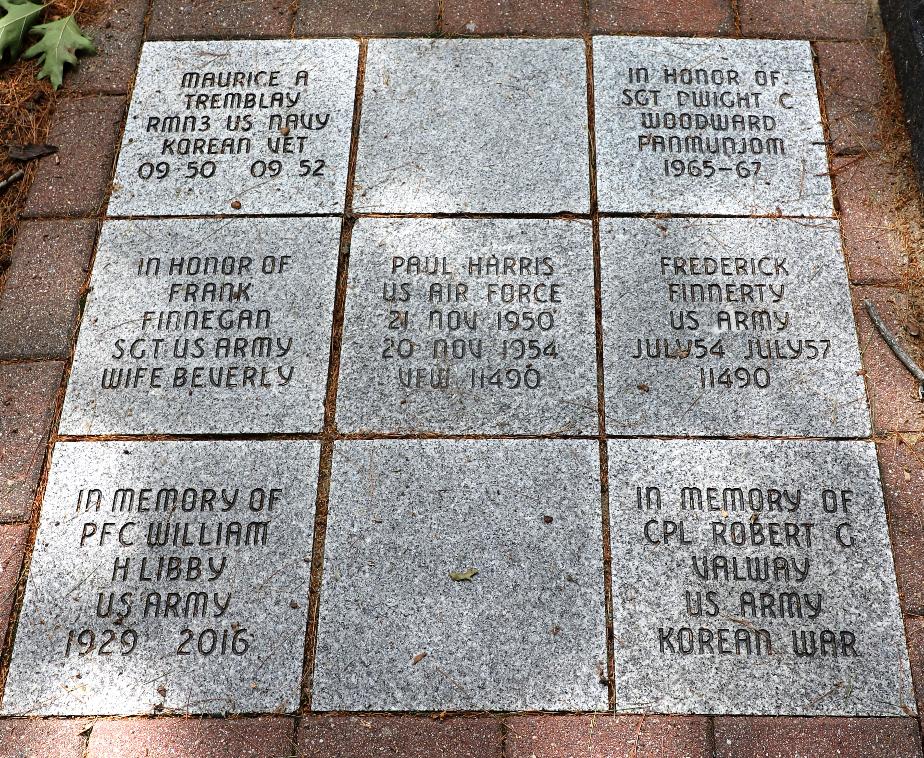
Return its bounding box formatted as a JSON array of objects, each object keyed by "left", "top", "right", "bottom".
[{"left": 0, "top": 0, "right": 111, "bottom": 272}]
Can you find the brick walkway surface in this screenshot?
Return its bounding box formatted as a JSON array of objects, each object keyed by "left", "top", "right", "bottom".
[{"left": 0, "top": 0, "right": 923, "bottom": 756}]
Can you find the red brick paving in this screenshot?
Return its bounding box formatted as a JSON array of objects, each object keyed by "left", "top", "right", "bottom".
[
  {"left": 0, "top": 221, "right": 96, "bottom": 360},
  {"left": 590, "top": 0, "right": 734, "bottom": 36},
  {"left": 878, "top": 438, "right": 924, "bottom": 616},
  {"left": 816, "top": 40, "right": 889, "bottom": 156},
  {"left": 296, "top": 0, "right": 439, "bottom": 36},
  {"left": 738, "top": 0, "right": 882, "bottom": 39},
  {"left": 0, "top": 362, "right": 64, "bottom": 522},
  {"left": 21, "top": 97, "right": 125, "bottom": 219},
  {"left": 86, "top": 716, "right": 296, "bottom": 758},
  {"left": 0, "top": 718, "right": 89, "bottom": 758},
  {"left": 833, "top": 154, "right": 909, "bottom": 285},
  {"left": 505, "top": 715, "right": 711, "bottom": 758},
  {"left": 0, "top": 524, "right": 29, "bottom": 646},
  {"left": 298, "top": 715, "right": 503, "bottom": 757},
  {"left": 442, "top": 0, "right": 584, "bottom": 35},
  {"left": 853, "top": 287, "right": 924, "bottom": 433},
  {"left": 713, "top": 716, "right": 923, "bottom": 756},
  {"left": 68, "top": 0, "right": 148, "bottom": 95},
  {"left": 146, "top": 0, "right": 294, "bottom": 40}
]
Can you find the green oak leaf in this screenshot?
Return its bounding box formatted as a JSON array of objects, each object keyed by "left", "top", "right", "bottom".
[
  {"left": 0, "top": 0, "right": 44, "bottom": 61},
  {"left": 449, "top": 567, "right": 479, "bottom": 582},
  {"left": 24, "top": 14, "right": 95, "bottom": 89}
]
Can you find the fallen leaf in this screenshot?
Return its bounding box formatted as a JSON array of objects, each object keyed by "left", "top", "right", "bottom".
[
  {"left": 7, "top": 143, "right": 57, "bottom": 161},
  {"left": 24, "top": 15, "right": 95, "bottom": 90},
  {"left": 0, "top": 0, "right": 43, "bottom": 61},
  {"left": 449, "top": 567, "right": 478, "bottom": 581}
]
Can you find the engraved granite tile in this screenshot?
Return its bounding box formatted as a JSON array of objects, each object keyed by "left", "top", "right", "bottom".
[
  {"left": 59, "top": 217, "right": 339, "bottom": 435},
  {"left": 313, "top": 439, "right": 608, "bottom": 711},
  {"left": 108, "top": 40, "right": 358, "bottom": 216},
  {"left": 593, "top": 36, "right": 833, "bottom": 216},
  {"left": 353, "top": 39, "right": 590, "bottom": 214},
  {"left": 2, "top": 440, "right": 318, "bottom": 716},
  {"left": 600, "top": 217, "right": 870, "bottom": 438},
  {"left": 336, "top": 218, "right": 597, "bottom": 435},
  {"left": 608, "top": 439, "right": 914, "bottom": 716}
]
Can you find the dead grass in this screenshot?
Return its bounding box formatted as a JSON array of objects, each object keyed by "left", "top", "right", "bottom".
[
  {"left": 0, "top": 0, "right": 110, "bottom": 272},
  {"left": 875, "top": 44, "right": 924, "bottom": 336}
]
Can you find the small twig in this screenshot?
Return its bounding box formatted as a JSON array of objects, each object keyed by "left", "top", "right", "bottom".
[
  {"left": 864, "top": 299, "right": 924, "bottom": 399},
  {"left": 0, "top": 170, "right": 24, "bottom": 193}
]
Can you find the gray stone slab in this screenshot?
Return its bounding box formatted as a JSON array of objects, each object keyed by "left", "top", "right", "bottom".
[
  {"left": 353, "top": 39, "right": 590, "bottom": 214},
  {"left": 2, "top": 440, "right": 318, "bottom": 716},
  {"left": 608, "top": 439, "right": 914, "bottom": 716},
  {"left": 600, "top": 217, "right": 870, "bottom": 438},
  {"left": 59, "top": 217, "right": 340, "bottom": 435},
  {"left": 313, "top": 439, "right": 608, "bottom": 711},
  {"left": 108, "top": 40, "right": 358, "bottom": 216},
  {"left": 593, "top": 36, "right": 833, "bottom": 216},
  {"left": 336, "top": 218, "right": 598, "bottom": 434}
]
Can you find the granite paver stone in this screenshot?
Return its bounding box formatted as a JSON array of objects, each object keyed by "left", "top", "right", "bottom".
[
  {"left": 354, "top": 38, "right": 590, "bottom": 214},
  {"left": 313, "top": 439, "right": 607, "bottom": 711},
  {"left": 337, "top": 218, "right": 597, "bottom": 435},
  {"left": 2, "top": 440, "right": 318, "bottom": 716},
  {"left": 601, "top": 217, "right": 869, "bottom": 437},
  {"left": 109, "top": 40, "right": 358, "bottom": 216},
  {"left": 59, "top": 217, "right": 339, "bottom": 435},
  {"left": 593, "top": 36, "right": 833, "bottom": 216},
  {"left": 608, "top": 439, "right": 913, "bottom": 716}
]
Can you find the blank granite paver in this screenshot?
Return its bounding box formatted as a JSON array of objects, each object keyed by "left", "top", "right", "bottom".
[
  {"left": 336, "top": 218, "right": 597, "bottom": 435},
  {"left": 608, "top": 439, "right": 914, "bottom": 716},
  {"left": 313, "top": 439, "right": 608, "bottom": 712},
  {"left": 601, "top": 217, "right": 870, "bottom": 438},
  {"left": 108, "top": 40, "right": 358, "bottom": 216},
  {"left": 593, "top": 36, "right": 833, "bottom": 216},
  {"left": 2, "top": 440, "right": 318, "bottom": 716},
  {"left": 59, "top": 217, "right": 339, "bottom": 435},
  {"left": 353, "top": 38, "right": 590, "bottom": 214}
]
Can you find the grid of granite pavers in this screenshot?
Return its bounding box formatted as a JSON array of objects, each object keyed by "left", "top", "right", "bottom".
[{"left": 0, "top": 0, "right": 922, "bottom": 755}]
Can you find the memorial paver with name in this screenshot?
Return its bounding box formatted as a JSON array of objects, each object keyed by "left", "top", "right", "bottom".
[
  {"left": 353, "top": 38, "right": 590, "bottom": 214},
  {"left": 601, "top": 217, "right": 870, "bottom": 438},
  {"left": 59, "top": 217, "right": 339, "bottom": 435},
  {"left": 313, "top": 439, "right": 608, "bottom": 711},
  {"left": 593, "top": 37, "right": 833, "bottom": 216},
  {"left": 336, "top": 218, "right": 598, "bottom": 435},
  {"left": 608, "top": 439, "right": 914, "bottom": 716},
  {"left": 2, "top": 441, "right": 318, "bottom": 716},
  {"left": 108, "top": 40, "right": 358, "bottom": 216}
]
